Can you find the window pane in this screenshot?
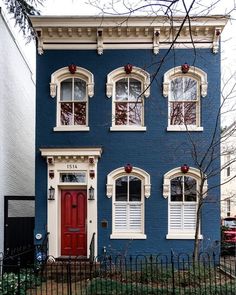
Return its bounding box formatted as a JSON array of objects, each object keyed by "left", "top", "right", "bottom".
[
  {"left": 171, "top": 176, "right": 183, "bottom": 201},
  {"left": 74, "top": 78, "right": 86, "bottom": 101},
  {"left": 116, "top": 79, "right": 128, "bottom": 101},
  {"left": 170, "top": 78, "right": 183, "bottom": 101},
  {"left": 116, "top": 176, "right": 128, "bottom": 201},
  {"left": 129, "top": 103, "right": 142, "bottom": 125},
  {"left": 184, "top": 176, "right": 197, "bottom": 201},
  {"left": 129, "top": 176, "right": 141, "bottom": 201},
  {"left": 74, "top": 102, "right": 86, "bottom": 125},
  {"left": 184, "top": 78, "right": 197, "bottom": 101},
  {"left": 8, "top": 200, "right": 35, "bottom": 218},
  {"left": 61, "top": 102, "right": 73, "bottom": 125},
  {"left": 170, "top": 102, "right": 183, "bottom": 125},
  {"left": 129, "top": 79, "right": 141, "bottom": 100},
  {"left": 115, "top": 102, "right": 127, "bottom": 125},
  {"left": 60, "top": 172, "right": 86, "bottom": 183},
  {"left": 184, "top": 102, "right": 196, "bottom": 125},
  {"left": 61, "top": 79, "right": 72, "bottom": 101}
]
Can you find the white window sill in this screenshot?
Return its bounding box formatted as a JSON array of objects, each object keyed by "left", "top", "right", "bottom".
[
  {"left": 110, "top": 126, "right": 146, "bottom": 131},
  {"left": 166, "top": 233, "right": 203, "bottom": 240},
  {"left": 167, "top": 126, "right": 203, "bottom": 132},
  {"left": 54, "top": 126, "right": 90, "bottom": 132},
  {"left": 110, "top": 233, "right": 147, "bottom": 239}
]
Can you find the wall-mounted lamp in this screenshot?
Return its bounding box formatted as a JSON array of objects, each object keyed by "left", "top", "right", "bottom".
[
  {"left": 48, "top": 186, "right": 55, "bottom": 200},
  {"left": 88, "top": 186, "right": 95, "bottom": 200}
]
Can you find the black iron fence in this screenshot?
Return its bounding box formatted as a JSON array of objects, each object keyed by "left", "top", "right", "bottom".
[{"left": 0, "top": 252, "right": 235, "bottom": 295}]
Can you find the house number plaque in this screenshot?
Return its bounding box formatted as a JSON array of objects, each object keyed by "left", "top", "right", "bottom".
[{"left": 66, "top": 164, "right": 78, "bottom": 169}]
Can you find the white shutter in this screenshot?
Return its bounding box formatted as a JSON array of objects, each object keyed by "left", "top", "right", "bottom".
[
  {"left": 129, "top": 203, "right": 142, "bottom": 232},
  {"left": 114, "top": 203, "right": 142, "bottom": 233},
  {"left": 114, "top": 203, "right": 127, "bottom": 231},
  {"left": 183, "top": 204, "right": 196, "bottom": 230},
  {"left": 169, "top": 204, "right": 182, "bottom": 230}
]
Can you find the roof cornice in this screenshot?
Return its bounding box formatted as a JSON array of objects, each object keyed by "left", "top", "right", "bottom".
[{"left": 31, "top": 15, "right": 229, "bottom": 55}]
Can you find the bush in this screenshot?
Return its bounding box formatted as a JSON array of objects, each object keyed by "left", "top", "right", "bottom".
[{"left": 0, "top": 269, "right": 40, "bottom": 295}]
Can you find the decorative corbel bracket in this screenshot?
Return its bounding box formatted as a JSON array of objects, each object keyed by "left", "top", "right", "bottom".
[
  {"left": 87, "top": 83, "right": 95, "bottom": 98},
  {"left": 153, "top": 28, "right": 160, "bottom": 55},
  {"left": 36, "top": 29, "right": 44, "bottom": 55},
  {"left": 144, "top": 184, "right": 151, "bottom": 198},
  {"left": 97, "top": 29, "right": 103, "bottom": 55},
  {"left": 106, "top": 83, "right": 113, "bottom": 98},
  {"left": 163, "top": 179, "right": 169, "bottom": 199},
  {"left": 106, "top": 184, "right": 113, "bottom": 198},
  {"left": 212, "top": 28, "right": 221, "bottom": 54},
  {"left": 50, "top": 83, "right": 57, "bottom": 98},
  {"left": 201, "top": 82, "right": 208, "bottom": 98}
]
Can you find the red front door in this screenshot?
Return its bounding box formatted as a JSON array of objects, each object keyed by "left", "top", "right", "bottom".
[{"left": 61, "top": 190, "right": 87, "bottom": 256}]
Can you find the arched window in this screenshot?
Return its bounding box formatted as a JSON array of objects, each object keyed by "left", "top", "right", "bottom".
[
  {"left": 107, "top": 166, "right": 151, "bottom": 239},
  {"left": 106, "top": 66, "right": 150, "bottom": 131},
  {"left": 163, "top": 167, "right": 207, "bottom": 239},
  {"left": 163, "top": 66, "right": 207, "bottom": 131},
  {"left": 50, "top": 66, "right": 94, "bottom": 131}
]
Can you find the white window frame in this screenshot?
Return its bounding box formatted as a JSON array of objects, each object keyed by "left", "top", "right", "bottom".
[
  {"left": 163, "top": 167, "right": 208, "bottom": 239},
  {"left": 163, "top": 66, "right": 208, "bottom": 132},
  {"left": 106, "top": 166, "right": 151, "bottom": 239},
  {"left": 106, "top": 67, "right": 150, "bottom": 131},
  {"left": 50, "top": 66, "right": 94, "bottom": 131}
]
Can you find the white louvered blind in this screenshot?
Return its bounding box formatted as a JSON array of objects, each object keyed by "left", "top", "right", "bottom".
[
  {"left": 169, "top": 203, "right": 196, "bottom": 231},
  {"left": 169, "top": 204, "right": 182, "bottom": 230},
  {"left": 183, "top": 204, "right": 196, "bottom": 229},
  {"left": 114, "top": 202, "right": 142, "bottom": 232}
]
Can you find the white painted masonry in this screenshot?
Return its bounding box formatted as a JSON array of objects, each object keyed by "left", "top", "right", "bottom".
[
  {"left": 0, "top": 8, "right": 35, "bottom": 253},
  {"left": 221, "top": 122, "right": 236, "bottom": 218}
]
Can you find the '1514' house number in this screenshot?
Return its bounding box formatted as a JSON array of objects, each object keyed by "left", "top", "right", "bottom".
[{"left": 66, "top": 164, "right": 78, "bottom": 169}]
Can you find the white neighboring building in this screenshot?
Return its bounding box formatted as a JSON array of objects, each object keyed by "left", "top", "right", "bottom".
[
  {"left": 0, "top": 8, "right": 35, "bottom": 253},
  {"left": 221, "top": 122, "right": 236, "bottom": 218}
]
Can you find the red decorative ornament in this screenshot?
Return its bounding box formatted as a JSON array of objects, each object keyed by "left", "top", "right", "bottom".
[
  {"left": 89, "top": 157, "right": 95, "bottom": 164},
  {"left": 89, "top": 170, "right": 95, "bottom": 179},
  {"left": 68, "top": 64, "right": 77, "bottom": 74},
  {"left": 124, "top": 64, "right": 133, "bottom": 74},
  {"left": 125, "top": 164, "right": 133, "bottom": 173},
  {"left": 49, "top": 170, "right": 54, "bottom": 179},
  {"left": 181, "top": 63, "right": 190, "bottom": 74},
  {"left": 181, "top": 164, "right": 189, "bottom": 174},
  {"left": 216, "top": 29, "right": 221, "bottom": 36}
]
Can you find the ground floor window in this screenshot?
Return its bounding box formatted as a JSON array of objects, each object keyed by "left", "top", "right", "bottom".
[{"left": 107, "top": 166, "right": 151, "bottom": 239}]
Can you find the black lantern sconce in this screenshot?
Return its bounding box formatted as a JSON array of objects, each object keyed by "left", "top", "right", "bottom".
[
  {"left": 88, "top": 186, "right": 95, "bottom": 200},
  {"left": 48, "top": 186, "right": 55, "bottom": 200}
]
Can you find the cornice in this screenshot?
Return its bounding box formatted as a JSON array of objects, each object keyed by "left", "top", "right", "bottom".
[{"left": 31, "top": 15, "right": 229, "bottom": 55}]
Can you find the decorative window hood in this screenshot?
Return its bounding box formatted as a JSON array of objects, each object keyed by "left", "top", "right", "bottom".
[{"left": 30, "top": 15, "right": 229, "bottom": 55}]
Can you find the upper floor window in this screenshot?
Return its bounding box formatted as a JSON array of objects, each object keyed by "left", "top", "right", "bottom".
[
  {"left": 106, "top": 66, "right": 150, "bottom": 131},
  {"left": 163, "top": 66, "right": 207, "bottom": 132},
  {"left": 163, "top": 167, "right": 208, "bottom": 239},
  {"left": 106, "top": 166, "right": 151, "bottom": 239},
  {"left": 50, "top": 66, "right": 94, "bottom": 131}
]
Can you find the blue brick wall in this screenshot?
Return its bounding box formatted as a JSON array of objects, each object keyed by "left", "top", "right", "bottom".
[{"left": 35, "top": 48, "right": 221, "bottom": 255}]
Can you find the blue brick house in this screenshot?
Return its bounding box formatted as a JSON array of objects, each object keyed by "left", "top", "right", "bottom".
[{"left": 31, "top": 15, "right": 228, "bottom": 258}]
